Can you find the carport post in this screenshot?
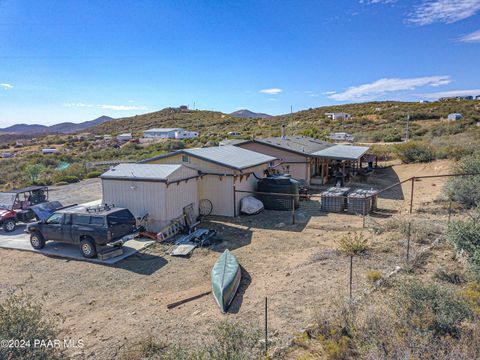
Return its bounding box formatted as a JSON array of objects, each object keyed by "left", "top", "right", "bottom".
[
  {"left": 362, "top": 194, "right": 367, "bottom": 228},
  {"left": 409, "top": 177, "right": 415, "bottom": 214},
  {"left": 233, "top": 186, "right": 236, "bottom": 217},
  {"left": 406, "top": 221, "right": 411, "bottom": 262},
  {"left": 264, "top": 296, "right": 268, "bottom": 357}
]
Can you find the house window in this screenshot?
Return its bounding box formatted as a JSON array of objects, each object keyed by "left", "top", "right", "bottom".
[
  {"left": 268, "top": 161, "right": 275, "bottom": 167},
  {"left": 182, "top": 154, "right": 189, "bottom": 163}
]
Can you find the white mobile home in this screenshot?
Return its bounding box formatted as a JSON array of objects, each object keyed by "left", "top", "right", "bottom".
[
  {"left": 101, "top": 164, "right": 199, "bottom": 231},
  {"left": 327, "top": 132, "right": 355, "bottom": 142},
  {"left": 144, "top": 128, "right": 199, "bottom": 139},
  {"left": 447, "top": 113, "right": 463, "bottom": 121},
  {"left": 117, "top": 133, "right": 133, "bottom": 141},
  {"left": 325, "top": 112, "right": 351, "bottom": 121}
]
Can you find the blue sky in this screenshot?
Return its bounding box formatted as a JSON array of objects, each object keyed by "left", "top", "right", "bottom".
[{"left": 0, "top": 0, "right": 479, "bottom": 126}]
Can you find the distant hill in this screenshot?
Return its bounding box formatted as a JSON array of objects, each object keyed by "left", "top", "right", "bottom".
[
  {"left": 230, "top": 109, "right": 272, "bottom": 118},
  {"left": 0, "top": 116, "right": 114, "bottom": 135}
]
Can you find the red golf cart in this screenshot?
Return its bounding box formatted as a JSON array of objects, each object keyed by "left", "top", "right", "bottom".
[{"left": 0, "top": 186, "right": 52, "bottom": 232}]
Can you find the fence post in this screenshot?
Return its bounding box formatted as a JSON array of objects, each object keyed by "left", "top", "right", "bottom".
[
  {"left": 448, "top": 200, "right": 452, "bottom": 224},
  {"left": 406, "top": 221, "right": 411, "bottom": 262},
  {"left": 362, "top": 194, "right": 367, "bottom": 228},
  {"left": 291, "top": 197, "right": 295, "bottom": 225},
  {"left": 233, "top": 186, "right": 236, "bottom": 218},
  {"left": 264, "top": 296, "right": 268, "bottom": 357},
  {"left": 349, "top": 255, "right": 353, "bottom": 303},
  {"left": 409, "top": 177, "right": 415, "bottom": 214}
]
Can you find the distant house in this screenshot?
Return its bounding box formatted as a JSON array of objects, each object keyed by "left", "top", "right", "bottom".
[
  {"left": 325, "top": 112, "right": 351, "bottom": 121},
  {"left": 1, "top": 152, "right": 14, "bottom": 158},
  {"left": 327, "top": 132, "right": 355, "bottom": 142},
  {"left": 476, "top": 95, "right": 480, "bottom": 100},
  {"left": 447, "top": 113, "right": 463, "bottom": 121},
  {"left": 117, "top": 133, "right": 133, "bottom": 141},
  {"left": 228, "top": 131, "right": 241, "bottom": 136},
  {"left": 15, "top": 141, "right": 24, "bottom": 147},
  {"left": 42, "top": 148, "right": 58, "bottom": 154},
  {"left": 103, "top": 135, "right": 112, "bottom": 140},
  {"left": 440, "top": 96, "right": 474, "bottom": 101},
  {"left": 143, "top": 128, "right": 198, "bottom": 139}
]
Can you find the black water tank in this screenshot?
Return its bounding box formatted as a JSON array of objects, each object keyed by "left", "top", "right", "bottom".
[{"left": 257, "top": 175, "right": 300, "bottom": 210}]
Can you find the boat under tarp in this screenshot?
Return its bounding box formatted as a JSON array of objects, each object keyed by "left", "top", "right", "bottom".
[{"left": 211, "top": 249, "right": 241, "bottom": 313}]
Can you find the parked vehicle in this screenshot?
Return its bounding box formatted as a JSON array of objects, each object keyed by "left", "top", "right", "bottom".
[
  {"left": 0, "top": 186, "right": 51, "bottom": 232},
  {"left": 26, "top": 205, "right": 137, "bottom": 258}
]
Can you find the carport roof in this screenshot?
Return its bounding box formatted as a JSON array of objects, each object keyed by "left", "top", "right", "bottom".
[
  {"left": 141, "top": 145, "right": 277, "bottom": 171},
  {"left": 100, "top": 163, "right": 189, "bottom": 181},
  {"left": 311, "top": 145, "right": 370, "bottom": 161}
]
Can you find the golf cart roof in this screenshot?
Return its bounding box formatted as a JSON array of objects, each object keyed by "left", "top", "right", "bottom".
[{"left": 7, "top": 186, "right": 48, "bottom": 194}]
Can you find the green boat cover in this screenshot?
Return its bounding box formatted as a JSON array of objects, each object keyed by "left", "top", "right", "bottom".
[{"left": 211, "top": 249, "right": 241, "bottom": 313}]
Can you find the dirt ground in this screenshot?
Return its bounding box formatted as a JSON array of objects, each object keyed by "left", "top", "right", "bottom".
[{"left": 0, "top": 160, "right": 454, "bottom": 359}]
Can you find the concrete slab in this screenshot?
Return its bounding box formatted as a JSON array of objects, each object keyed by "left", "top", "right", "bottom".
[{"left": 0, "top": 226, "right": 155, "bottom": 265}]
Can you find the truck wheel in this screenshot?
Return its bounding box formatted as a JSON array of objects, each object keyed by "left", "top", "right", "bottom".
[
  {"left": 3, "top": 219, "right": 16, "bottom": 232},
  {"left": 30, "top": 232, "right": 45, "bottom": 249},
  {"left": 80, "top": 238, "right": 97, "bottom": 258}
]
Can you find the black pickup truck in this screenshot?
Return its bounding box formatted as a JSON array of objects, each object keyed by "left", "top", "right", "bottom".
[{"left": 26, "top": 205, "right": 137, "bottom": 258}]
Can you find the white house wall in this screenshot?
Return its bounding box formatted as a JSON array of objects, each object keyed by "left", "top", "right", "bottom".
[{"left": 198, "top": 175, "right": 234, "bottom": 217}]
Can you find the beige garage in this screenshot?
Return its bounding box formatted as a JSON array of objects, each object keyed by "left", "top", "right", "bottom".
[
  {"left": 101, "top": 163, "right": 199, "bottom": 231},
  {"left": 142, "top": 145, "right": 277, "bottom": 217}
]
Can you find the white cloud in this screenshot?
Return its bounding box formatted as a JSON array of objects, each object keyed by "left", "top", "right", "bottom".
[
  {"left": 267, "top": 98, "right": 278, "bottom": 102},
  {"left": 408, "top": 0, "right": 480, "bottom": 25},
  {"left": 360, "top": 0, "right": 396, "bottom": 4},
  {"left": 329, "top": 76, "right": 452, "bottom": 101},
  {"left": 322, "top": 90, "right": 337, "bottom": 95},
  {"left": 64, "top": 102, "right": 94, "bottom": 108},
  {"left": 460, "top": 29, "right": 480, "bottom": 42},
  {"left": 100, "top": 104, "right": 147, "bottom": 111},
  {"left": 259, "top": 88, "right": 282, "bottom": 95},
  {"left": 419, "top": 89, "right": 480, "bottom": 98},
  {"left": 1, "top": 83, "right": 13, "bottom": 90}
]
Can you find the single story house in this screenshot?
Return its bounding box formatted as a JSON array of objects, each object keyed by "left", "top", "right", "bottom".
[
  {"left": 325, "top": 112, "right": 351, "bottom": 121},
  {"left": 117, "top": 133, "right": 133, "bottom": 141},
  {"left": 447, "top": 113, "right": 463, "bottom": 121},
  {"left": 327, "top": 132, "right": 355, "bottom": 142},
  {"left": 236, "top": 136, "right": 369, "bottom": 185},
  {"left": 141, "top": 145, "right": 276, "bottom": 217},
  {"left": 42, "top": 148, "right": 58, "bottom": 154},
  {"left": 143, "top": 128, "right": 198, "bottom": 139},
  {"left": 101, "top": 163, "right": 199, "bottom": 231}
]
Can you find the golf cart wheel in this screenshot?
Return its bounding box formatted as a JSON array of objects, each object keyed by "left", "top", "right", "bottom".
[
  {"left": 80, "top": 238, "right": 97, "bottom": 258},
  {"left": 3, "top": 219, "right": 16, "bottom": 232},
  {"left": 199, "top": 199, "right": 213, "bottom": 216},
  {"left": 30, "top": 232, "right": 45, "bottom": 249}
]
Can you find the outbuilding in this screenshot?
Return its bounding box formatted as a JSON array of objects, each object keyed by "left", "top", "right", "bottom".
[
  {"left": 142, "top": 145, "right": 277, "bottom": 217},
  {"left": 447, "top": 113, "right": 463, "bottom": 121},
  {"left": 100, "top": 163, "right": 199, "bottom": 231}
]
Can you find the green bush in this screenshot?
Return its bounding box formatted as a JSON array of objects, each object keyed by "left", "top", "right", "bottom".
[
  {"left": 0, "top": 293, "right": 61, "bottom": 360},
  {"left": 394, "top": 141, "right": 435, "bottom": 163},
  {"left": 394, "top": 281, "right": 473, "bottom": 337},
  {"left": 85, "top": 171, "right": 102, "bottom": 179},
  {"left": 447, "top": 217, "right": 480, "bottom": 276},
  {"left": 444, "top": 152, "right": 480, "bottom": 208}
]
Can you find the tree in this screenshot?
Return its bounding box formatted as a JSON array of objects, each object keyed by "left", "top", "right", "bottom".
[
  {"left": 23, "top": 164, "right": 44, "bottom": 184},
  {"left": 337, "top": 232, "right": 369, "bottom": 302}
]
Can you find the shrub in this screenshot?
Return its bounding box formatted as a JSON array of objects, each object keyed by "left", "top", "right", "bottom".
[
  {"left": 0, "top": 293, "right": 61, "bottom": 360},
  {"left": 394, "top": 281, "right": 473, "bottom": 337},
  {"left": 434, "top": 266, "right": 465, "bottom": 284},
  {"left": 85, "top": 170, "right": 102, "bottom": 179},
  {"left": 337, "top": 233, "right": 369, "bottom": 256},
  {"left": 365, "top": 270, "right": 382, "bottom": 283},
  {"left": 444, "top": 152, "right": 480, "bottom": 208},
  {"left": 393, "top": 141, "right": 436, "bottom": 163},
  {"left": 446, "top": 218, "right": 480, "bottom": 275}
]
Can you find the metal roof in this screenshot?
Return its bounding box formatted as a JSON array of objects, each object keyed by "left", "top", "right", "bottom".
[
  {"left": 312, "top": 145, "right": 370, "bottom": 160},
  {"left": 144, "top": 128, "right": 183, "bottom": 132},
  {"left": 219, "top": 139, "right": 249, "bottom": 146},
  {"left": 182, "top": 145, "right": 276, "bottom": 170},
  {"left": 252, "top": 136, "right": 333, "bottom": 155},
  {"left": 100, "top": 163, "right": 186, "bottom": 181},
  {"left": 141, "top": 145, "right": 276, "bottom": 170}
]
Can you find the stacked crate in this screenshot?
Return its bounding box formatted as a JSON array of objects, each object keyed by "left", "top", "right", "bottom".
[
  {"left": 320, "top": 187, "right": 350, "bottom": 212},
  {"left": 347, "top": 189, "right": 377, "bottom": 214}
]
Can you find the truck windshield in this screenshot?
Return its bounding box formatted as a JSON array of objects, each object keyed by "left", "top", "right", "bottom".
[{"left": 0, "top": 193, "right": 16, "bottom": 210}]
